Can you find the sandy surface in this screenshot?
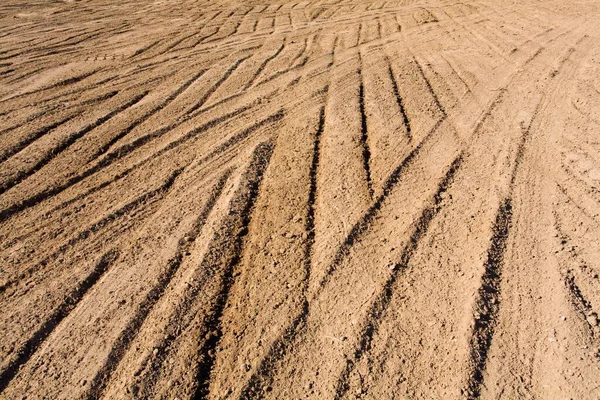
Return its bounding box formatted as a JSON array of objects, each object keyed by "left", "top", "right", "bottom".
[{"left": 0, "top": 0, "right": 599, "bottom": 398}]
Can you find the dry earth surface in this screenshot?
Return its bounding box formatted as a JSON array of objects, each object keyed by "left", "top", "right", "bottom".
[{"left": 0, "top": 0, "right": 600, "bottom": 398}]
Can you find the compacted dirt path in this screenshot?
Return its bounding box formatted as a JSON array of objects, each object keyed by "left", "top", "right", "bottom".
[{"left": 0, "top": 0, "right": 599, "bottom": 398}]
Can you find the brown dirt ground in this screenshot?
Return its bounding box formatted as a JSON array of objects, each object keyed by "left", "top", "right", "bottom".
[{"left": 0, "top": 0, "right": 599, "bottom": 399}]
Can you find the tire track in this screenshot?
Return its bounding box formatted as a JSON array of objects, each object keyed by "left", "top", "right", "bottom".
[
  {"left": 89, "top": 68, "right": 205, "bottom": 161},
  {"left": 460, "top": 35, "right": 578, "bottom": 396},
  {"left": 303, "top": 36, "right": 554, "bottom": 377},
  {"left": 462, "top": 197, "right": 512, "bottom": 400},
  {"left": 318, "top": 115, "right": 446, "bottom": 290},
  {"left": 192, "top": 140, "right": 275, "bottom": 400},
  {"left": 8, "top": 99, "right": 273, "bottom": 244},
  {"left": 83, "top": 169, "right": 231, "bottom": 400},
  {"left": 0, "top": 108, "right": 56, "bottom": 137},
  {"left": 563, "top": 267, "right": 599, "bottom": 337},
  {"left": 412, "top": 55, "right": 446, "bottom": 117},
  {"left": 130, "top": 171, "right": 235, "bottom": 397},
  {"left": 256, "top": 53, "right": 309, "bottom": 86},
  {"left": 0, "top": 101, "right": 268, "bottom": 225},
  {"left": 77, "top": 89, "right": 120, "bottom": 107},
  {"left": 335, "top": 154, "right": 464, "bottom": 399},
  {"left": 0, "top": 91, "right": 148, "bottom": 196},
  {"left": 243, "top": 42, "right": 285, "bottom": 90},
  {"left": 288, "top": 37, "right": 309, "bottom": 67},
  {"left": 2, "top": 75, "right": 119, "bottom": 112},
  {"left": 163, "top": 31, "right": 199, "bottom": 54},
  {"left": 0, "top": 168, "right": 183, "bottom": 295},
  {"left": 0, "top": 69, "right": 100, "bottom": 102},
  {"left": 186, "top": 56, "right": 250, "bottom": 115},
  {"left": 239, "top": 111, "right": 448, "bottom": 397},
  {"left": 0, "top": 249, "right": 120, "bottom": 393},
  {"left": 129, "top": 39, "right": 161, "bottom": 59},
  {"left": 0, "top": 115, "right": 75, "bottom": 164},
  {"left": 189, "top": 28, "right": 220, "bottom": 49},
  {"left": 240, "top": 105, "right": 326, "bottom": 399}
]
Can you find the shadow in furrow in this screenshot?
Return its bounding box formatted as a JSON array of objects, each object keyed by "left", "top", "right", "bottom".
[
  {"left": 243, "top": 43, "right": 285, "bottom": 90},
  {"left": 88, "top": 69, "right": 206, "bottom": 161},
  {"left": 387, "top": 58, "right": 412, "bottom": 141},
  {"left": 134, "top": 171, "right": 235, "bottom": 397},
  {"left": 412, "top": 56, "right": 446, "bottom": 117},
  {"left": 0, "top": 115, "right": 75, "bottom": 164},
  {"left": 319, "top": 116, "right": 446, "bottom": 291},
  {"left": 0, "top": 102, "right": 270, "bottom": 225},
  {"left": 358, "top": 64, "right": 374, "bottom": 199}
]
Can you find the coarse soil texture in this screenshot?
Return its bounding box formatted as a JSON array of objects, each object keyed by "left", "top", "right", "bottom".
[{"left": 0, "top": 0, "right": 600, "bottom": 398}]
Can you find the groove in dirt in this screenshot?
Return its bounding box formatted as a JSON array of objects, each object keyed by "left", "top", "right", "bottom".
[
  {"left": 318, "top": 115, "right": 447, "bottom": 290},
  {"left": 132, "top": 171, "right": 235, "bottom": 397},
  {"left": 0, "top": 115, "right": 75, "bottom": 164},
  {"left": 186, "top": 56, "right": 250, "bottom": 114},
  {"left": 163, "top": 31, "right": 199, "bottom": 53},
  {"left": 563, "top": 270, "right": 596, "bottom": 334},
  {"left": 358, "top": 64, "right": 374, "bottom": 198},
  {"left": 0, "top": 91, "right": 148, "bottom": 196},
  {"left": 556, "top": 226, "right": 598, "bottom": 336},
  {"left": 47, "top": 69, "right": 99, "bottom": 91},
  {"left": 240, "top": 105, "right": 326, "bottom": 398},
  {"left": 243, "top": 43, "right": 285, "bottom": 90},
  {"left": 305, "top": 106, "right": 326, "bottom": 282},
  {"left": 83, "top": 169, "right": 231, "bottom": 399},
  {"left": 0, "top": 101, "right": 269, "bottom": 225},
  {"left": 193, "top": 140, "right": 275, "bottom": 400},
  {"left": 78, "top": 89, "right": 120, "bottom": 107},
  {"left": 463, "top": 197, "right": 512, "bottom": 399},
  {"left": 130, "top": 40, "right": 161, "bottom": 58},
  {"left": 257, "top": 55, "right": 309, "bottom": 86},
  {"left": 387, "top": 60, "right": 412, "bottom": 141},
  {"left": 564, "top": 271, "right": 594, "bottom": 328},
  {"left": 335, "top": 154, "right": 464, "bottom": 399},
  {"left": 0, "top": 108, "right": 58, "bottom": 137},
  {"left": 2, "top": 69, "right": 100, "bottom": 102},
  {"left": 0, "top": 168, "right": 183, "bottom": 296},
  {"left": 412, "top": 57, "right": 446, "bottom": 117},
  {"left": 89, "top": 68, "right": 206, "bottom": 161},
  {"left": 0, "top": 249, "right": 120, "bottom": 393},
  {"left": 242, "top": 111, "right": 447, "bottom": 397},
  {"left": 289, "top": 37, "right": 309, "bottom": 67}
]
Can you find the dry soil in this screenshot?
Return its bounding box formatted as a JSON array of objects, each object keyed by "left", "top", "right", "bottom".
[{"left": 0, "top": 0, "right": 599, "bottom": 399}]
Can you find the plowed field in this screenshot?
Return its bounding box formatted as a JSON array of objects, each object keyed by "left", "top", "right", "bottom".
[{"left": 1, "top": 0, "right": 599, "bottom": 398}]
